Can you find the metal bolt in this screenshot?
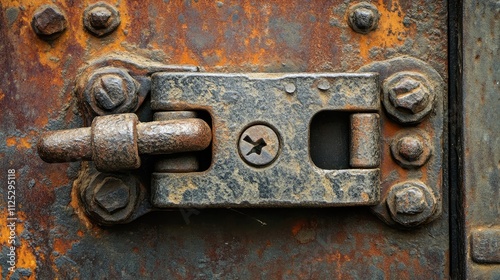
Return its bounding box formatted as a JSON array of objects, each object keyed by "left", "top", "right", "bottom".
[
  {"left": 347, "top": 3, "right": 379, "bottom": 34},
  {"left": 317, "top": 79, "right": 331, "bottom": 91},
  {"left": 83, "top": 2, "right": 120, "bottom": 37},
  {"left": 82, "top": 172, "right": 140, "bottom": 225},
  {"left": 89, "top": 7, "right": 112, "bottom": 29},
  {"left": 93, "top": 74, "right": 128, "bottom": 110},
  {"left": 284, "top": 83, "right": 296, "bottom": 94},
  {"left": 397, "top": 136, "right": 424, "bottom": 161},
  {"left": 382, "top": 72, "right": 435, "bottom": 124},
  {"left": 386, "top": 181, "right": 436, "bottom": 227},
  {"left": 390, "top": 130, "right": 432, "bottom": 169},
  {"left": 388, "top": 77, "right": 430, "bottom": 114},
  {"left": 83, "top": 67, "right": 139, "bottom": 115},
  {"left": 94, "top": 177, "right": 130, "bottom": 214},
  {"left": 239, "top": 124, "right": 280, "bottom": 167},
  {"left": 31, "top": 5, "right": 67, "bottom": 40},
  {"left": 394, "top": 187, "right": 426, "bottom": 214}
]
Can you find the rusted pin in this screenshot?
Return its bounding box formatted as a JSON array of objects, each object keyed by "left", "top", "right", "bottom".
[{"left": 38, "top": 113, "right": 212, "bottom": 172}]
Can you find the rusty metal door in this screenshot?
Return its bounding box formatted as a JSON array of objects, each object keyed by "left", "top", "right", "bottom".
[{"left": 0, "top": 0, "right": 498, "bottom": 279}]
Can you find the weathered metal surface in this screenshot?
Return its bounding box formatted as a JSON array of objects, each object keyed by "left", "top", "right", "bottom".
[
  {"left": 38, "top": 113, "right": 212, "bottom": 171},
  {"left": 0, "top": 0, "right": 449, "bottom": 278},
  {"left": 463, "top": 0, "right": 500, "bottom": 278},
  {"left": 359, "top": 56, "right": 444, "bottom": 228},
  {"left": 151, "top": 73, "right": 380, "bottom": 207}
]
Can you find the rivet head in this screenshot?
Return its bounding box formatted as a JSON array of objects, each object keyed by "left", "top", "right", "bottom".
[
  {"left": 390, "top": 130, "right": 432, "bottom": 169},
  {"left": 83, "top": 2, "right": 120, "bottom": 37},
  {"left": 397, "top": 136, "right": 424, "bottom": 161},
  {"left": 31, "top": 5, "right": 67, "bottom": 40},
  {"left": 284, "top": 83, "right": 296, "bottom": 94},
  {"left": 317, "top": 79, "right": 331, "bottom": 91},
  {"left": 347, "top": 3, "right": 380, "bottom": 34},
  {"left": 238, "top": 124, "right": 280, "bottom": 167}
]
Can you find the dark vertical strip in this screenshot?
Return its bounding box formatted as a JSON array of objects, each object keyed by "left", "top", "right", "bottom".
[{"left": 448, "top": 0, "right": 465, "bottom": 278}]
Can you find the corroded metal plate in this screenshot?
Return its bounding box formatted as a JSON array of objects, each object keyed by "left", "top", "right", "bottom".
[{"left": 151, "top": 73, "right": 380, "bottom": 207}]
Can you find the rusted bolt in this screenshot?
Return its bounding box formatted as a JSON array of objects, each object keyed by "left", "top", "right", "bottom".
[
  {"left": 347, "top": 3, "right": 379, "bottom": 34},
  {"left": 382, "top": 72, "right": 435, "bottom": 124},
  {"left": 94, "top": 177, "right": 130, "bottom": 214},
  {"left": 388, "top": 77, "right": 430, "bottom": 114},
  {"left": 386, "top": 181, "right": 436, "bottom": 227},
  {"left": 239, "top": 124, "right": 280, "bottom": 167},
  {"left": 397, "top": 136, "right": 424, "bottom": 161},
  {"left": 82, "top": 173, "right": 139, "bottom": 225},
  {"left": 394, "top": 187, "right": 426, "bottom": 214},
  {"left": 93, "top": 74, "right": 128, "bottom": 110},
  {"left": 31, "top": 5, "right": 67, "bottom": 40},
  {"left": 83, "top": 2, "right": 120, "bottom": 37},
  {"left": 390, "top": 130, "right": 432, "bottom": 169},
  {"left": 84, "top": 67, "right": 139, "bottom": 115}
]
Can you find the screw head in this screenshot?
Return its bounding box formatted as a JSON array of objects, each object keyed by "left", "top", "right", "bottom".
[
  {"left": 32, "top": 5, "right": 67, "bottom": 40},
  {"left": 239, "top": 124, "right": 280, "bottom": 167},
  {"left": 94, "top": 177, "right": 130, "bottom": 214},
  {"left": 394, "top": 187, "right": 426, "bottom": 214},
  {"left": 83, "top": 2, "right": 120, "bottom": 37},
  {"left": 397, "top": 136, "right": 424, "bottom": 161},
  {"left": 347, "top": 3, "right": 379, "bottom": 34}
]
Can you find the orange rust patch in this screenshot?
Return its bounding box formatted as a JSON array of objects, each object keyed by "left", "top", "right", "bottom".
[
  {"left": 6, "top": 136, "right": 32, "bottom": 149},
  {"left": 0, "top": 212, "right": 37, "bottom": 279},
  {"left": 357, "top": 0, "right": 414, "bottom": 60}
]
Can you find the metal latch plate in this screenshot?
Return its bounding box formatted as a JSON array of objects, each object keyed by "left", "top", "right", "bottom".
[{"left": 151, "top": 73, "right": 380, "bottom": 207}]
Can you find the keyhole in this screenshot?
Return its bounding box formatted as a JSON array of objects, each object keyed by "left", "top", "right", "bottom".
[{"left": 243, "top": 135, "right": 267, "bottom": 156}]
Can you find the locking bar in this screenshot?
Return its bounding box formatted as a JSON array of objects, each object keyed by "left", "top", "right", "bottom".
[{"left": 150, "top": 73, "right": 381, "bottom": 207}]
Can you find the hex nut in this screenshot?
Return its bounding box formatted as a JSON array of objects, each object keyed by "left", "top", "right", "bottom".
[
  {"left": 31, "top": 5, "right": 67, "bottom": 40},
  {"left": 390, "top": 129, "right": 432, "bottom": 169},
  {"left": 94, "top": 177, "right": 130, "bottom": 213},
  {"left": 386, "top": 181, "right": 436, "bottom": 227},
  {"left": 382, "top": 72, "right": 435, "bottom": 124},
  {"left": 82, "top": 67, "right": 139, "bottom": 116},
  {"left": 239, "top": 124, "right": 280, "bottom": 167},
  {"left": 83, "top": 2, "right": 120, "bottom": 37},
  {"left": 347, "top": 2, "right": 380, "bottom": 34},
  {"left": 82, "top": 173, "right": 139, "bottom": 225}
]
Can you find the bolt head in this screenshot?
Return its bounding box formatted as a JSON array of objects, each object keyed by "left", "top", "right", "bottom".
[
  {"left": 32, "top": 5, "right": 67, "bottom": 39},
  {"left": 239, "top": 124, "right": 280, "bottom": 167},
  {"left": 94, "top": 177, "right": 130, "bottom": 214},
  {"left": 284, "top": 83, "right": 296, "bottom": 94},
  {"left": 89, "top": 7, "right": 112, "bottom": 29},
  {"left": 397, "top": 136, "right": 424, "bottom": 161},
  {"left": 394, "top": 187, "right": 426, "bottom": 215},
  {"left": 389, "top": 77, "right": 430, "bottom": 114},
  {"left": 93, "top": 74, "right": 127, "bottom": 110},
  {"left": 348, "top": 3, "right": 379, "bottom": 34},
  {"left": 317, "top": 79, "right": 331, "bottom": 91}
]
